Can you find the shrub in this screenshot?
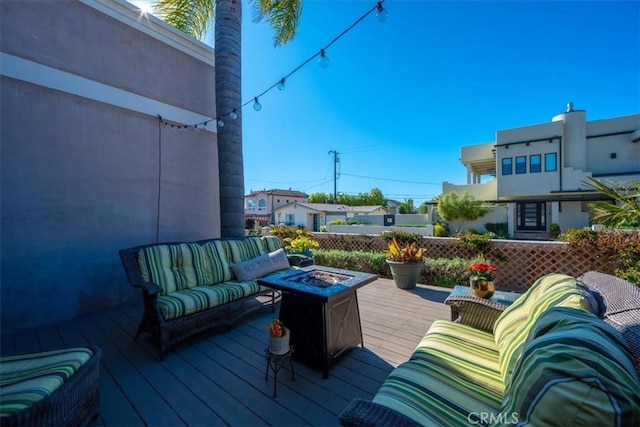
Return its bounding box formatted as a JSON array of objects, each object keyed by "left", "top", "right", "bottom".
[
  {"left": 312, "top": 250, "right": 389, "bottom": 276},
  {"left": 560, "top": 228, "right": 640, "bottom": 285},
  {"left": 270, "top": 225, "right": 313, "bottom": 241},
  {"left": 422, "top": 256, "right": 487, "bottom": 288},
  {"left": 485, "top": 222, "right": 509, "bottom": 239},
  {"left": 319, "top": 225, "right": 328, "bottom": 232},
  {"left": 550, "top": 223, "right": 561, "bottom": 238},
  {"left": 380, "top": 230, "right": 423, "bottom": 245},
  {"left": 457, "top": 232, "right": 492, "bottom": 254},
  {"left": 434, "top": 223, "right": 448, "bottom": 237},
  {"left": 329, "top": 219, "right": 346, "bottom": 225}
]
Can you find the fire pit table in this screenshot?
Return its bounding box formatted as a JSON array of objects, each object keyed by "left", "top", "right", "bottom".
[{"left": 258, "top": 266, "right": 377, "bottom": 378}]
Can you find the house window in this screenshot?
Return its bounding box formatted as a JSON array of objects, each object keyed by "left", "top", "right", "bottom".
[
  {"left": 285, "top": 213, "right": 294, "bottom": 225},
  {"left": 502, "top": 158, "right": 513, "bottom": 175},
  {"left": 545, "top": 153, "right": 557, "bottom": 172},
  {"left": 258, "top": 199, "right": 267, "bottom": 211},
  {"left": 247, "top": 200, "right": 255, "bottom": 210},
  {"left": 516, "top": 202, "right": 546, "bottom": 230},
  {"left": 530, "top": 155, "right": 541, "bottom": 173},
  {"left": 515, "top": 156, "right": 526, "bottom": 174}
]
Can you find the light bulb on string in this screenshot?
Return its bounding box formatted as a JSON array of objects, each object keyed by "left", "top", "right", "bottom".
[
  {"left": 318, "top": 49, "right": 330, "bottom": 69},
  {"left": 230, "top": 110, "right": 238, "bottom": 120},
  {"left": 217, "top": 119, "right": 225, "bottom": 128},
  {"left": 277, "top": 78, "right": 286, "bottom": 91},
  {"left": 253, "top": 97, "right": 262, "bottom": 111},
  {"left": 376, "top": 2, "right": 388, "bottom": 22}
]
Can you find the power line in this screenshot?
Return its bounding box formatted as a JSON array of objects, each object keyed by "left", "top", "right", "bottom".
[{"left": 340, "top": 173, "right": 442, "bottom": 186}]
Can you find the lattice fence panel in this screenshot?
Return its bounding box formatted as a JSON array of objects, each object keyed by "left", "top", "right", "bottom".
[{"left": 312, "top": 233, "right": 615, "bottom": 291}]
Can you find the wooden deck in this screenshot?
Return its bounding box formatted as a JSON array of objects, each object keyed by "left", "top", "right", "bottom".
[{"left": 1, "top": 278, "right": 451, "bottom": 426}]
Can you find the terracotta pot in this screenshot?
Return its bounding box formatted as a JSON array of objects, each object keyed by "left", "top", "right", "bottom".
[{"left": 470, "top": 278, "right": 495, "bottom": 299}]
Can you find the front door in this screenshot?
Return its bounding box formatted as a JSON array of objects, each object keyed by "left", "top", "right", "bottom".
[
  {"left": 312, "top": 214, "right": 320, "bottom": 232},
  {"left": 516, "top": 202, "right": 546, "bottom": 231}
]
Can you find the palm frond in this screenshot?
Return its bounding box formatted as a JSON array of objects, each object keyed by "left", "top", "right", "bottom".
[
  {"left": 153, "top": 0, "right": 215, "bottom": 41},
  {"left": 250, "top": 0, "right": 302, "bottom": 46},
  {"left": 584, "top": 177, "right": 640, "bottom": 227}
]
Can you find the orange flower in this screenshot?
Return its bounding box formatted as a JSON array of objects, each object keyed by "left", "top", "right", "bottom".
[{"left": 269, "top": 319, "right": 287, "bottom": 337}]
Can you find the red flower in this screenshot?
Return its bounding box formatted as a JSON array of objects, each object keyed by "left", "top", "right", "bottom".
[{"left": 467, "top": 262, "right": 497, "bottom": 281}]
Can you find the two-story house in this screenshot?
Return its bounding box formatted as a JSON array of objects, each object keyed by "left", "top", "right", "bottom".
[
  {"left": 244, "top": 189, "right": 309, "bottom": 228},
  {"left": 443, "top": 105, "right": 640, "bottom": 238}
]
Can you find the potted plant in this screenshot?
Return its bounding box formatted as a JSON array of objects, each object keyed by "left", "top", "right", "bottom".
[
  {"left": 283, "top": 230, "right": 320, "bottom": 257},
  {"left": 386, "top": 237, "right": 425, "bottom": 289},
  {"left": 268, "top": 319, "right": 290, "bottom": 355},
  {"left": 466, "top": 261, "right": 497, "bottom": 298}
]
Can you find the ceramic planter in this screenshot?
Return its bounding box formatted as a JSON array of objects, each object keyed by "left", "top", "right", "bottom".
[{"left": 386, "top": 260, "right": 424, "bottom": 289}]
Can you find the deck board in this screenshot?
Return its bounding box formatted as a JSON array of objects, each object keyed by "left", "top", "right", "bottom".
[{"left": 0, "top": 278, "right": 451, "bottom": 426}]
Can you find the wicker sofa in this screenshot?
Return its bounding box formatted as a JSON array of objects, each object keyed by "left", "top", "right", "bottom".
[
  {"left": 339, "top": 272, "right": 640, "bottom": 426},
  {"left": 0, "top": 346, "right": 101, "bottom": 426},
  {"left": 119, "top": 236, "right": 311, "bottom": 359}
]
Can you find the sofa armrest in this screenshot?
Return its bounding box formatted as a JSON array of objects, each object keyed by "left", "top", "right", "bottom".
[
  {"left": 339, "top": 398, "right": 422, "bottom": 427},
  {"left": 141, "top": 282, "right": 163, "bottom": 296},
  {"left": 287, "top": 253, "right": 314, "bottom": 267}
]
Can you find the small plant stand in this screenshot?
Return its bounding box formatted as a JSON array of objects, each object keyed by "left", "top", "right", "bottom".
[{"left": 264, "top": 346, "right": 295, "bottom": 398}]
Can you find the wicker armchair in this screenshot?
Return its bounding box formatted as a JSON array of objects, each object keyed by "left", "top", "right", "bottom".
[{"left": 0, "top": 346, "right": 101, "bottom": 427}]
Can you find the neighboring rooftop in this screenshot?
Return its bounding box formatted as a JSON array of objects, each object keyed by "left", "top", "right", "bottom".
[{"left": 246, "top": 189, "right": 309, "bottom": 198}]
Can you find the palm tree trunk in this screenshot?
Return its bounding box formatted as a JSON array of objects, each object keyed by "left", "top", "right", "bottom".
[{"left": 215, "top": 0, "right": 244, "bottom": 237}]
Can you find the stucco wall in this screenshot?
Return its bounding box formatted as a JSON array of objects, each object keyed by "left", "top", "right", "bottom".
[{"left": 1, "top": 0, "right": 219, "bottom": 331}]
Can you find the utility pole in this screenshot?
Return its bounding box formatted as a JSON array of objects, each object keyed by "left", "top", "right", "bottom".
[{"left": 328, "top": 150, "right": 339, "bottom": 203}]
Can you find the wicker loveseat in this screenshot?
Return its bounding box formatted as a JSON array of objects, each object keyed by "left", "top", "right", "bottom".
[
  {"left": 0, "top": 346, "right": 101, "bottom": 426},
  {"left": 119, "top": 236, "right": 311, "bottom": 359},
  {"left": 340, "top": 272, "right": 640, "bottom": 426}
]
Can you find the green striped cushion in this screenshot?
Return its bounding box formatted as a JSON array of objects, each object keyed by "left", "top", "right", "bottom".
[
  {"left": 261, "top": 236, "right": 283, "bottom": 253},
  {"left": 137, "top": 243, "right": 209, "bottom": 294},
  {"left": 501, "top": 307, "right": 640, "bottom": 426},
  {"left": 0, "top": 347, "right": 93, "bottom": 416},
  {"left": 202, "top": 241, "right": 233, "bottom": 284},
  {"left": 411, "top": 320, "right": 504, "bottom": 397},
  {"left": 493, "top": 273, "right": 598, "bottom": 384},
  {"left": 226, "top": 238, "right": 266, "bottom": 263},
  {"left": 372, "top": 356, "right": 502, "bottom": 426},
  {"left": 157, "top": 282, "right": 267, "bottom": 320}
]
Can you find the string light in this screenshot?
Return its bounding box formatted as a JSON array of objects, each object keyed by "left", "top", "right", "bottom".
[
  {"left": 158, "top": 0, "right": 386, "bottom": 128},
  {"left": 376, "top": 2, "right": 388, "bottom": 22},
  {"left": 253, "top": 97, "right": 262, "bottom": 111},
  {"left": 318, "top": 49, "right": 330, "bottom": 69}
]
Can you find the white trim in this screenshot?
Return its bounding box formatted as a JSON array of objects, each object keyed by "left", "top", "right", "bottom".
[
  {"left": 0, "top": 53, "right": 216, "bottom": 133},
  {"left": 82, "top": 0, "right": 215, "bottom": 64}
]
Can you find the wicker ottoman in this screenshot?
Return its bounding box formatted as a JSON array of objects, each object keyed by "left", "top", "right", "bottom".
[{"left": 0, "top": 346, "right": 101, "bottom": 427}]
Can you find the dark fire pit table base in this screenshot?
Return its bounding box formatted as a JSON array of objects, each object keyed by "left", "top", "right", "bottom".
[{"left": 258, "top": 266, "right": 377, "bottom": 378}]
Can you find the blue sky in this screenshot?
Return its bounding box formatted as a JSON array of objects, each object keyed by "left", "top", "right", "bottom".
[{"left": 139, "top": 0, "right": 640, "bottom": 206}]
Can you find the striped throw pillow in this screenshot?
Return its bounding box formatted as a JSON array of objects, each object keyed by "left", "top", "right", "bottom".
[
  {"left": 137, "top": 243, "right": 209, "bottom": 294},
  {"left": 501, "top": 307, "right": 640, "bottom": 426}
]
